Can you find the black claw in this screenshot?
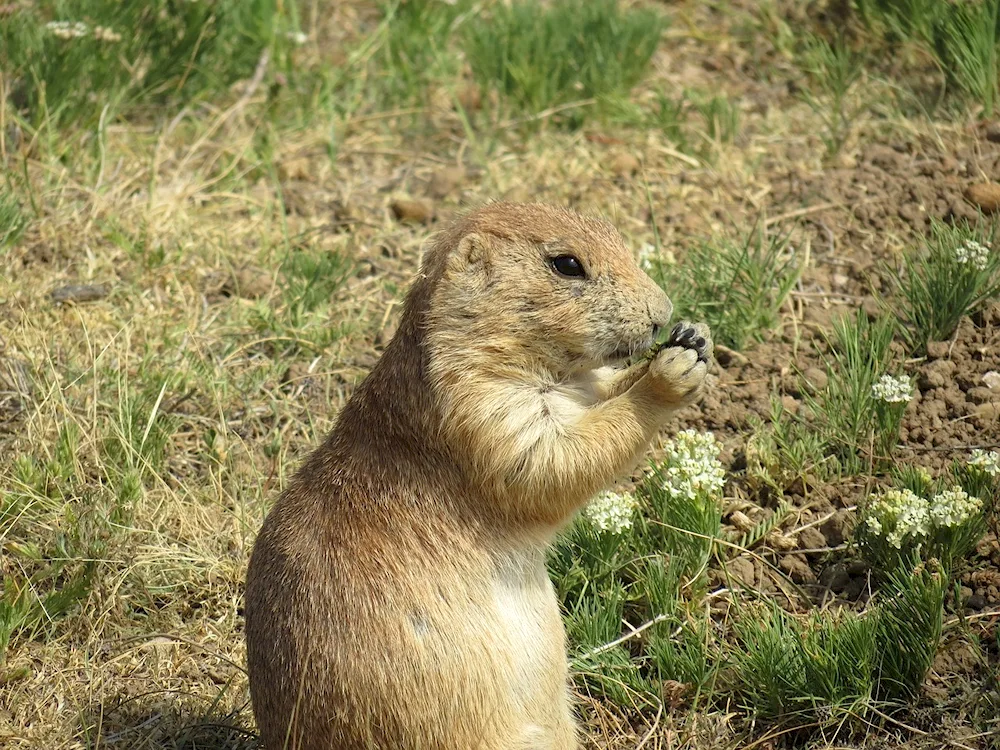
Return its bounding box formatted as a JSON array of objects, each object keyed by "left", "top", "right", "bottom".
[
  {"left": 670, "top": 322, "right": 684, "bottom": 338},
  {"left": 694, "top": 336, "right": 706, "bottom": 350}
]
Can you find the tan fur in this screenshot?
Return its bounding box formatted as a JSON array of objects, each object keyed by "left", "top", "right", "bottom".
[{"left": 244, "top": 202, "right": 713, "bottom": 750}]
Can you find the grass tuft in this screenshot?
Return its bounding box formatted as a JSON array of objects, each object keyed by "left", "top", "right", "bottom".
[{"left": 463, "top": 0, "right": 666, "bottom": 125}]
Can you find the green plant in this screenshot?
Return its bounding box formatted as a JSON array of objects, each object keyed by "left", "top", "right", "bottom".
[
  {"left": 371, "top": 0, "right": 472, "bottom": 106},
  {"left": 649, "top": 222, "right": 800, "bottom": 351},
  {"left": 798, "top": 33, "right": 868, "bottom": 156},
  {"left": 872, "top": 562, "right": 944, "bottom": 702},
  {"left": 856, "top": 0, "right": 946, "bottom": 46},
  {"left": 882, "top": 218, "right": 1000, "bottom": 355},
  {"left": 463, "top": 0, "right": 666, "bottom": 124},
  {"left": 693, "top": 94, "right": 740, "bottom": 145},
  {"left": 932, "top": 0, "right": 1000, "bottom": 116},
  {"left": 746, "top": 396, "right": 834, "bottom": 494},
  {"left": 855, "top": 476, "right": 987, "bottom": 576},
  {"left": 640, "top": 430, "right": 725, "bottom": 583},
  {"left": 0, "top": 193, "right": 27, "bottom": 251},
  {"left": 811, "top": 310, "right": 897, "bottom": 470},
  {"left": 1, "top": 0, "right": 293, "bottom": 126}
]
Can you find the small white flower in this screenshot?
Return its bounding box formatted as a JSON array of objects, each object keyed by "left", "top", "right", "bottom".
[
  {"left": 46, "top": 20, "right": 89, "bottom": 39},
  {"left": 954, "top": 239, "right": 991, "bottom": 271},
  {"left": 865, "top": 488, "right": 929, "bottom": 549},
  {"left": 286, "top": 31, "right": 308, "bottom": 45},
  {"left": 659, "top": 429, "right": 726, "bottom": 501},
  {"left": 583, "top": 490, "right": 638, "bottom": 534},
  {"left": 871, "top": 374, "right": 913, "bottom": 404},
  {"left": 969, "top": 449, "right": 1000, "bottom": 476},
  {"left": 929, "top": 486, "right": 982, "bottom": 529},
  {"left": 93, "top": 26, "right": 122, "bottom": 43},
  {"left": 638, "top": 242, "right": 656, "bottom": 271}
]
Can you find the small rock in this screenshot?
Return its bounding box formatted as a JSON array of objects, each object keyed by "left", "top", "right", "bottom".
[
  {"left": 819, "top": 563, "right": 851, "bottom": 592},
  {"left": 278, "top": 157, "right": 312, "bottom": 182},
  {"left": 967, "top": 594, "right": 987, "bottom": 610},
  {"left": 985, "top": 122, "right": 1000, "bottom": 143},
  {"left": 427, "top": 166, "right": 465, "bottom": 200},
  {"left": 726, "top": 557, "right": 756, "bottom": 588},
  {"left": 967, "top": 386, "right": 999, "bottom": 404},
  {"left": 49, "top": 284, "right": 109, "bottom": 303},
  {"left": 780, "top": 395, "right": 800, "bottom": 415},
  {"left": 390, "top": 198, "right": 434, "bottom": 224},
  {"left": 820, "top": 510, "right": 852, "bottom": 546},
  {"left": 973, "top": 402, "right": 1000, "bottom": 424},
  {"left": 456, "top": 84, "right": 482, "bottom": 112},
  {"left": 801, "top": 367, "right": 828, "bottom": 393},
  {"left": 728, "top": 510, "right": 754, "bottom": 532},
  {"left": 714, "top": 344, "right": 749, "bottom": 368},
  {"left": 227, "top": 267, "right": 273, "bottom": 299},
  {"left": 847, "top": 560, "right": 868, "bottom": 576},
  {"left": 983, "top": 371, "right": 1000, "bottom": 390},
  {"left": 609, "top": 152, "right": 641, "bottom": 178},
  {"left": 925, "top": 340, "right": 950, "bottom": 360},
  {"left": 797, "top": 526, "right": 827, "bottom": 551},
  {"left": 779, "top": 554, "right": 816, "bottom": 584},
  {"left": 918, "top": 358, "right": 956, "bottom": 390},
  {"left": 963, "top": 182, "right": 1000, "bottom": 214}
]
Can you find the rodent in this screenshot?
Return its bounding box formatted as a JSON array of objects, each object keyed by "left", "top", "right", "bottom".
[{"left": 244, "top": 201, "right": 713, "bottom": 749}]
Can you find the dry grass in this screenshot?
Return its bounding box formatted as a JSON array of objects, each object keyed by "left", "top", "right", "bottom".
[{"left": 2, "top": 1, "right": 999, "bottom": 748}]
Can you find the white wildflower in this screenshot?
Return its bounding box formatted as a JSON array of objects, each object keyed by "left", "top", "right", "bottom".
[
  {"left": 865, "top": 516, "right": 883, "bottom": 535},
  {"left": 286, "top": 31, "right": 308, "bottom": 45},
  {"left": 871, "top": 374, "right": 913, "bottom": 404},
  {"left": 929, "top": 486, "right": 982, "bottom": 529},
  {"left": 583, "top": 490, "right": 638, "bottom": 534},
  {"left": 969, "top": 449, "right": 1000, "bottom": 476},
  {"left": 46, "top": 21, "right": 89, "bottom": 39},
  {"left": 659, "top": 429, "right": 726, "bottom": 501},
  {"left": 637, "top": 242, "right": 656, "bottom": 271},
  {"left": 954, "top": 239, "right": 991, "bottom": 271},
  {"left": 866, "top": 488, "right": 929, "bottom": 548},
  {"left": 93, "top": 26, "right": 122, "bottom": 43}
]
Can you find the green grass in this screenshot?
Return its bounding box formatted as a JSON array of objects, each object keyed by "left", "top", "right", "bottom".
[
  {"left": 797, "top": 32, "right": 869, "bottom": 156},
  {"left": 463, "top": 0, "right": 666, "bottom": 125},
  {"left": 881, "top": 218, "right": 1000, "bottom": 355},
  {"left": 1, "top": 0, "right": 295, "bottom": 127},
  {"left": 647, "top": 221, "right": 800, "bottom": 351},
  {"left": 932, "top": 0, "right": 1000, "bottom": 117},
  {"left": 811, "top": 310, "right": 898, "bottom": 471}
]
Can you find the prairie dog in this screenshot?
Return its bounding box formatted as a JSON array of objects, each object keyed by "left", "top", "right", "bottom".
[{"left": 244, "top": 202, "right": 713, "bottom": 749}]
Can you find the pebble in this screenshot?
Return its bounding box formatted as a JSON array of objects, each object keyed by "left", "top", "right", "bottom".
[
  {"left": 427, "top": 166, "right": 465, "bottom": 200},
  {"left": 801, "top": 366, "right": 828, "bottom": 393},
  {"left": 983, "top": 371, "right": 1000, "bottom": 390},
  {"left": 963, "top": 182, "right": 1000, "bottom": 214},
  {"left": 390, "top": 198, "right": 434, "bottom": 224},
  {"left": 609, "top": 152, "right": 641, "bottom": 178},
  {"left": 49, "top": 284, "right": 109, "bottom": 303}
]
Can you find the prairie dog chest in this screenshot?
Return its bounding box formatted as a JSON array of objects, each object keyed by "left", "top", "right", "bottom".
[{"left": 491, "top": 548, "right": 565, "bottom": 690}]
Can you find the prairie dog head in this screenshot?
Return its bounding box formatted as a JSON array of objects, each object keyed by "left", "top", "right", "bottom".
[{"left": 424, "top": 202, "right": 671, "bottom": 376}]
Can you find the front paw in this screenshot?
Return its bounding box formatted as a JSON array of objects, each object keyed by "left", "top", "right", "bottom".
[{"left": 647, "top": 321, "right": 712, "bottom": 405}]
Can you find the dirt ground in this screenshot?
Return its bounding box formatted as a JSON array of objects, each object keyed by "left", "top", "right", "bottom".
[{"left": 2, "top": 0, "right": 1000, "bottom": 748}]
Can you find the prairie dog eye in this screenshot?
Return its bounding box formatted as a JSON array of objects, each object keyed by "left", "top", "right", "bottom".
[{"left": 549, "top": 254, "right": 586, "bottom": 279}]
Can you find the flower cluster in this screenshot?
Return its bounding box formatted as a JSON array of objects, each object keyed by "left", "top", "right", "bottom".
[
  {"left": 928, "top": 487, "right": 983, "bottom": 528},
  {"left": 864, "top": 485, "right": 983, "bottom": 549},
  {"left": 954, "top": 239, "right": 991, "bottom": 271},
  {"left": 865, "top": 488, "right": 928, "bottom": 548},
  {"left": 45, "top": 21, "right": 122, "bottom": 42},
  {"left": 46, "top": 21, "right": 89, "bottom": 39},
  {"left": 582, "top": 490, "right": 638, "bottom": 534},
  {"left": 871, "top": 374, "right": 913, "bottom": 404},
  {"left": 969, "top": 449, "right": 1000, "bottom": 476},
  {"left": 659, "top": 429, "right": 726, "bottom": 501}
]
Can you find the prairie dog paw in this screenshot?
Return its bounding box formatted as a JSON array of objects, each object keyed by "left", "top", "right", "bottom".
[
  {"left": 664, "top": 321, "right": 713, "bottom": 364},
  {"left": 647, "top": 321, "right": 712, "bottom": 405}
]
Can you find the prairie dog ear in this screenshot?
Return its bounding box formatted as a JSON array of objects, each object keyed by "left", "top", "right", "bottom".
[{"left": 447, "top": 232, "right": 491, "bottom": 279}]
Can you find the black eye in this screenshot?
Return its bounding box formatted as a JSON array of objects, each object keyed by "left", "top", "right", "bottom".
[{"left": 549, "top": 254, "right": 586, "bottom": 279}]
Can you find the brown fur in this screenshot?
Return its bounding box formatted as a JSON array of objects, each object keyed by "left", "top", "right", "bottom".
[{"left": 244, "top": 202, "right": 713, "bottom": 749}]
